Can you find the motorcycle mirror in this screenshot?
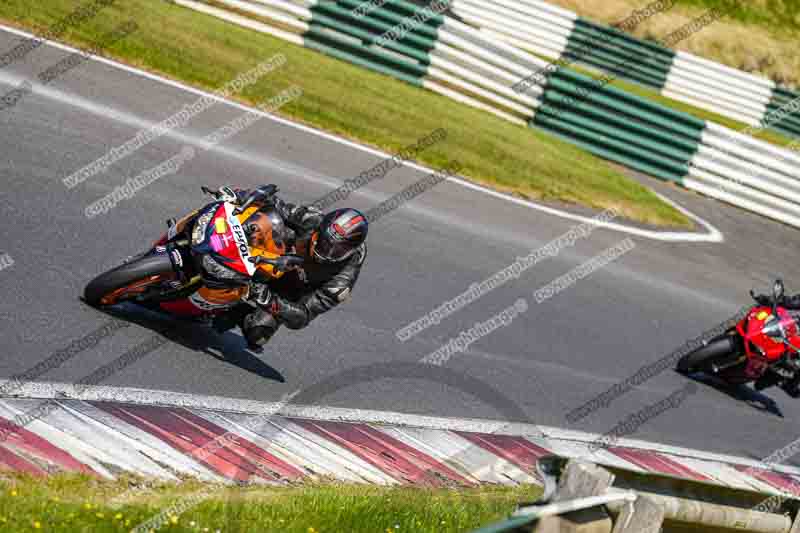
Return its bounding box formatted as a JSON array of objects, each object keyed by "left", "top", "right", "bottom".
[{"left": 774, "top": 279, "right": 785, "bottom": 302}]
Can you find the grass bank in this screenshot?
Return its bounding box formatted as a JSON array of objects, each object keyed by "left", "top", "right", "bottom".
[
  {"left": 550, "top": 0, "right": 800, "bottom": 89},
  {"left": 0, "top": 473, "right": 540, "bottom": 532},
  {"left": 676, "top": 0, "right": 800, "bottom": 33},
  {"left": 0, "top": 0, "right": 693, "bottom": 228}
]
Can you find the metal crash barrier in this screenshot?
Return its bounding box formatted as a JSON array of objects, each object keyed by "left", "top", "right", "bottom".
[{"left": 475, "top": 456, "right": 800, "bottom": 533}]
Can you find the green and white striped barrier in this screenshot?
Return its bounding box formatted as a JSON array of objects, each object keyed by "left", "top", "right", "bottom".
[
  {"left": 455, "top": 0, "right": 800, "bottom": 139},
  {"left": 173, "top": 0, "right": 800, "bottom": 229}
]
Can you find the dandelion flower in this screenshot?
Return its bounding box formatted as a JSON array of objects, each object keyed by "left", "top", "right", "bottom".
[
  {"left": 170, "top": 515, "right": 179, "bottom": 524},
  {"left": 114, "top": 513, "right": 123, "bottom": 520},
  {"left": 33, "top": 522, "right": 41, "bottom": 529},
  {"left": 9, "top": 490, "right": 17, "bottom": 497}
]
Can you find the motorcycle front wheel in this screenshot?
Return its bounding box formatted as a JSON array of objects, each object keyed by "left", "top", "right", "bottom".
[
  {"left": 84, "top": 253, "right": 175, "bottom": 307},
  {"left": 676, "top": 335, "right": 741, "bottom": 374}
]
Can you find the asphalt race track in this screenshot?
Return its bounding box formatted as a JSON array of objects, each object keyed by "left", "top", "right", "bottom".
[{"left": 1, "top": 28, "right": 800, "bottom": 463}]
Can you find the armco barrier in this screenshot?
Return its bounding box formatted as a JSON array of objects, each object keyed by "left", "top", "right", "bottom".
[
  {"left": 475, "top": 458, "right": 800, "bottom": 533},
  {"left": 173, "top": 0, "right": 800, "bottom": 229},
  {"left": 450, "top": 0, "right": 800, "bottom": 138}
]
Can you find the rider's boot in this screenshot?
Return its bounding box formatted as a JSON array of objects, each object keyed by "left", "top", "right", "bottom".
[{"left": 242, "top": 309, "right": 280, "bottom": 352}]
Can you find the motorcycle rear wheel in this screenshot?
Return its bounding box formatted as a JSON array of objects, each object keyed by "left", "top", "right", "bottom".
[
  {"left": 84, "top": 254, "right": 175, "bottom": 307},
  {"left": 676, "top": 336, "right": 739, "bottom": 374}
]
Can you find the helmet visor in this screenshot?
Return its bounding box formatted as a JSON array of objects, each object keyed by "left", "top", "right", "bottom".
[{"left": 314, "top": 232, "right": 355, "bottom": 262}]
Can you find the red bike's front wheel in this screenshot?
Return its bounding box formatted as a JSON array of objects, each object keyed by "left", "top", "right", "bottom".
[{"left": 676, "top": 336, "right": 741, "bottom": 374}]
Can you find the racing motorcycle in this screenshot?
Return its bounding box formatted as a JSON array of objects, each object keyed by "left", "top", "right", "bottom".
[
  {"left": 676, "top": 280, "right": 800, "bottom": 397},
  {"left": 84, "top": 185, "right": 304, "bottom": 317}
]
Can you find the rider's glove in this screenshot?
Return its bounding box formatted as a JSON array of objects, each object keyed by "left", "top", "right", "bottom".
[
  {"left": 249, "top": 184, "right": 279, "bottom": 204},
  {"left": 751, "top": 290, "right": 774, "bottom": 306},
  {"left": 287, "top": 205, "right": 323, "bottom": 233},
  {"left": 270, "top": 194, "right": 288, "bottom": 214},
  {"left": 248, "top": 283, "right": 281, "bottom": 315}
]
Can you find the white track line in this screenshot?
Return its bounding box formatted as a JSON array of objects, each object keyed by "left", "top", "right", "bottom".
[
  {"left": 4, "top": 379, "right": 799, "bottom": 477},
  {"left": 0, "top": 70, "right": 325, "bottom": 179},
  {"left": 0, "top": 24, "right": 723, "bottom": 243}
]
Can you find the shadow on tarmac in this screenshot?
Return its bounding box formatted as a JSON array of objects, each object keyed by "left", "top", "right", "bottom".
[{"left": 84, "top": 301, "right": 287, "bottom": 384}]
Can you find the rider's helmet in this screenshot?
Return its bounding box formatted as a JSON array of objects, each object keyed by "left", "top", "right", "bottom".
[{"left": 311, "top": 208, "right": 368, "bottom": 263}]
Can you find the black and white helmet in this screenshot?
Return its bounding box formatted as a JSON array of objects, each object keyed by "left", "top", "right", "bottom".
[{"left": 312, "top": 208, "right": 368, "bottom": 263}]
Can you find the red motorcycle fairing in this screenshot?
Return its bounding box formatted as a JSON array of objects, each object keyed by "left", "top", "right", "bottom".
[
  {"left": 139, "top": 203, "right": 253, "bottom": 317},
  {"left": 206, "top": 203, "right": 256, "bottom": 277},
  {"left": 737, "top": 306, "right": 800, "bottom": 379},
  {"left": 159, "top": 286, "right": 249, "bottom": 317}
]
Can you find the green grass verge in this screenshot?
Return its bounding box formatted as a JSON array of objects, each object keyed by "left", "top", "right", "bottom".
[
  {"left": 0, "top": 0, "right": 693, "bottom": 228},
  {"left": 677, "top": 0, "right": 800, "bottom": 33},
  {"left": 0, "top": 473, "right": 540, "bottom": 532}
]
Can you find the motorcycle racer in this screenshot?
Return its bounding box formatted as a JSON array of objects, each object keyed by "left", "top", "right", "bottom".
[{"left": 211, "top": 185, "right": 369, "bottom": 351}]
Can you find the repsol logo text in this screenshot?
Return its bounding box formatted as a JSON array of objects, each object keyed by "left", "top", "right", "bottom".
[{"left": 230, "top": 219, "right": 250, "bottom": 261}]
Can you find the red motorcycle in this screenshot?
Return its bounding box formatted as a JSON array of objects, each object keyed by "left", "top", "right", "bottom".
[
  {"left": 677, "top": 280, "right": 800, "bottom": 396},
  {"left": 84, "top": 185, "right": 303, "bottom": 317}
]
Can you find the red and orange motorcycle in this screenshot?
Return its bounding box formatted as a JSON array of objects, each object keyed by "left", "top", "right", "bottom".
[
  {"left": 84, "top": 185, "right": 303, "bottom": 316},
  {"left": 677, "top": 280, "right": 800, "bottom": 397}
]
